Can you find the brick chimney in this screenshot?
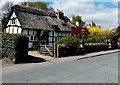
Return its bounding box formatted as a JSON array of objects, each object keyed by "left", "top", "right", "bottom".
[{"left": 56, "top": 9, "right": 64, "bottom": 19}]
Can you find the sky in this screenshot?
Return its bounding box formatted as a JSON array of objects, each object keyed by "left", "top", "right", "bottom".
[{"left": 0, "top": 0, "right": 119, "bottom": 29}]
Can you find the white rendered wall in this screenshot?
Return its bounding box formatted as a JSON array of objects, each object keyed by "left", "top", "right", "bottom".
[
  {"left": 18, "top": 28, "right": 22, "bottom": 33},
  {"left": 23, "top": 29, "right": 38, "bottom": 48},
  {"left": 6, "top": 27, "right": 9, "bottom": 33},
  {"left": 7, "top": 12, "right": 21, "bottom": 26},
  {"left": 13, "top": 27, "right": 18, "bottom": 33},
  {"left": 6, "top": 12, "right": 22, "bottom": 34}
]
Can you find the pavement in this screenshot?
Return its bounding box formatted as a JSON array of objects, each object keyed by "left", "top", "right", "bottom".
[
  {"left": 1, "top": 49, "right": 119, "bottom": 75},
  {"left": 29, "top": 49, "right": 120, "bottom": 63},
  {"left": 28, "top": 51, "right": 55, "bottom": 61},
  {"left": 49, "top": 49, "right": 120, "bottom": 63}
]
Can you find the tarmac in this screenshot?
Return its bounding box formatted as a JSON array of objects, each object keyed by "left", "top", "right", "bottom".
[{"left": 1, "top": 49, "right": 120, "bottom": 74}]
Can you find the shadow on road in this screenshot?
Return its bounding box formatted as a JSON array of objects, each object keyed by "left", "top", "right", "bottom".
[{"left": 15, "top": 55, "right": 46, "bottom": 64}]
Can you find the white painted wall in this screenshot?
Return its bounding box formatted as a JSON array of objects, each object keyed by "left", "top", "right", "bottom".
[
  {"left": 6, "top": 27, "right": 9, "bottom": 33},
  {"left": 23, "top": 29, "right": 38, "bottom": 48},
  {"left": 6, "top": 12, "right": 22, "bottom": 34},
  {"left": 10, "top": 12, "right": 17, "bottom": 19},
  {"left": 7, "top": 20, "right": 11, "bottom": 26},
  {"left": 18, "top": 27, "right": 22, "bottom": 33},
  {"left": 9, "top": 27, "right": 13, "bottom": 33},
  {"left": 16, "top": 19, "right": 21, "bottom": 26},
  {"left": 13, "top": 27, "right": 18, "bottom": 33},
  {"left": 7, "top": 12, "right": 21, "bottom": 26}
]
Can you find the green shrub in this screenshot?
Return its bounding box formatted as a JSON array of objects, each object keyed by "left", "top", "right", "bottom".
[
  {"left": 55, "top": 35, "right": 80, "bottom": 48},
  {"left": 2, "top": 32, "right": 29, "bottom": 63},
  {"left": 14, "top": 33, "right": 28, "bottom": 37},
  {"left": 84, "top": 38, "right": 93, "bottom": 43},
  {"left": 84, "top": 37, "right": 104, "bottom": 43}
]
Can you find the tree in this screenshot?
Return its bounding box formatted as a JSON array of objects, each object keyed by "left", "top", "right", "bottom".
[
  {"left": 69, "top": 26, "right": 90, "bottom": 39},
  {"left": 2, "top": 2, "right": 13, "bottom": 13},
  {"left": 1, "top": 2, "right": 13, "bottom": 28},
  {"left": 85, "top": 26, "right": 117, "bottom": 43},
  {"left": 55, "top": 35, "right": 80, "bottom": 48},
  {"left": 116, "top": 25, "right": 120, "bottom": 36},
  {"left": 20, "top": 2, "right": 54, "bottom": 11},
  {"left": 91, "top": 21, "right": 96, "bottom": 27},
  {"left": 1, "top": 13, "right": 9, "bottom": 28},
  {"left": 71, "top": 15, "right": 85, "bottom": 26}
]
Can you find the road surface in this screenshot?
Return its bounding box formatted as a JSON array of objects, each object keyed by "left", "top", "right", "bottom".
[{"left": 2, "top": 52, "right": 119, "bottom": 83}]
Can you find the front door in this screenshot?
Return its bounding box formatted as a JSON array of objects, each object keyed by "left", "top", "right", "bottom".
[{"left": 40, "top": 31, "right": 49, "bottom": 45}]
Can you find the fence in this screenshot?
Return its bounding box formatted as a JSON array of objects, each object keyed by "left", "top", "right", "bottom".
[
  {"left": 40, "top": 44, "right": 59, "bottom": 58},
  {"left": 40, "top": 41, "right": 120, "bottom": 58}
]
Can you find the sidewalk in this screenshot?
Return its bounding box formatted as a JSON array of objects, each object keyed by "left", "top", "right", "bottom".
[
  {"left": 29, "top": 49, "right": 120, "bottom": 63},
  {"left": 28, "top": 51, "right": 55, "bottom": 61},
  {"left": 49, "top": 49, "right": 120, "bottom": 63},
  {"left": 1, "top": 49, "right": 119, "bottom": 74}
]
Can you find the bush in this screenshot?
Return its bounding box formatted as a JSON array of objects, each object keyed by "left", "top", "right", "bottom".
[
  {"left": 2, "top": 32, "right": 29, "bottom": 64},
  {"left": 55, "top": 35, "right": 81, "bottom": 56},
  {"left": 55, "top": 35, "right": 80, "bottom": 48},
  {"left": 84, "top": 37, "right": 104, "bottom": 43}
]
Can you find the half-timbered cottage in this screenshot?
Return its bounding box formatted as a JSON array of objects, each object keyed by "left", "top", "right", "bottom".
[{"left": 3, "top": 5, "right": 75, "bottom": 48}]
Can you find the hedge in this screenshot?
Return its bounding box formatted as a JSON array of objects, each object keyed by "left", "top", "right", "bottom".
[
  {"left": 84, "top": 44, "right": 109, "bottom": 53},
  {"left": 55, "top": 35, "right": 80, "bottom": 48},
  {"left": 2, "top": 32, "right": 29, "bottom": 64}
]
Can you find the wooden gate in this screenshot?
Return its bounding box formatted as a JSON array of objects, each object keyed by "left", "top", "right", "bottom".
[{"left": 40, "top": 44, "right": 59, "bottom": 58}]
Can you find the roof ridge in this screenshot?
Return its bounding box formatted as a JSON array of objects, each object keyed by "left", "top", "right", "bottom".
[{"left": 11, "top": 5, "right": 56, "bottom": 17}]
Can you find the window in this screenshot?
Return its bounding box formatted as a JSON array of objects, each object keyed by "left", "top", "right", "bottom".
[
  {"left": 29, "top": 35, "right": 37, "bottom": 41},
  {"left": 12, "top": 19, "right": 15, "bottom": 24},
  {"left": 30, "top": 36, "right": 33, "bottom": 41},
  {"left": 29, "top": 30, "right": 34, "bottom": 35},
  {"left": 34, "top": 36, "right": 36, "bottom": 41}
]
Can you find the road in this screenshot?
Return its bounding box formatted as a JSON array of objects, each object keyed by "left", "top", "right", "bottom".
[{"left": 2, "top": 52, "right": 119, "bottom": 83}]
